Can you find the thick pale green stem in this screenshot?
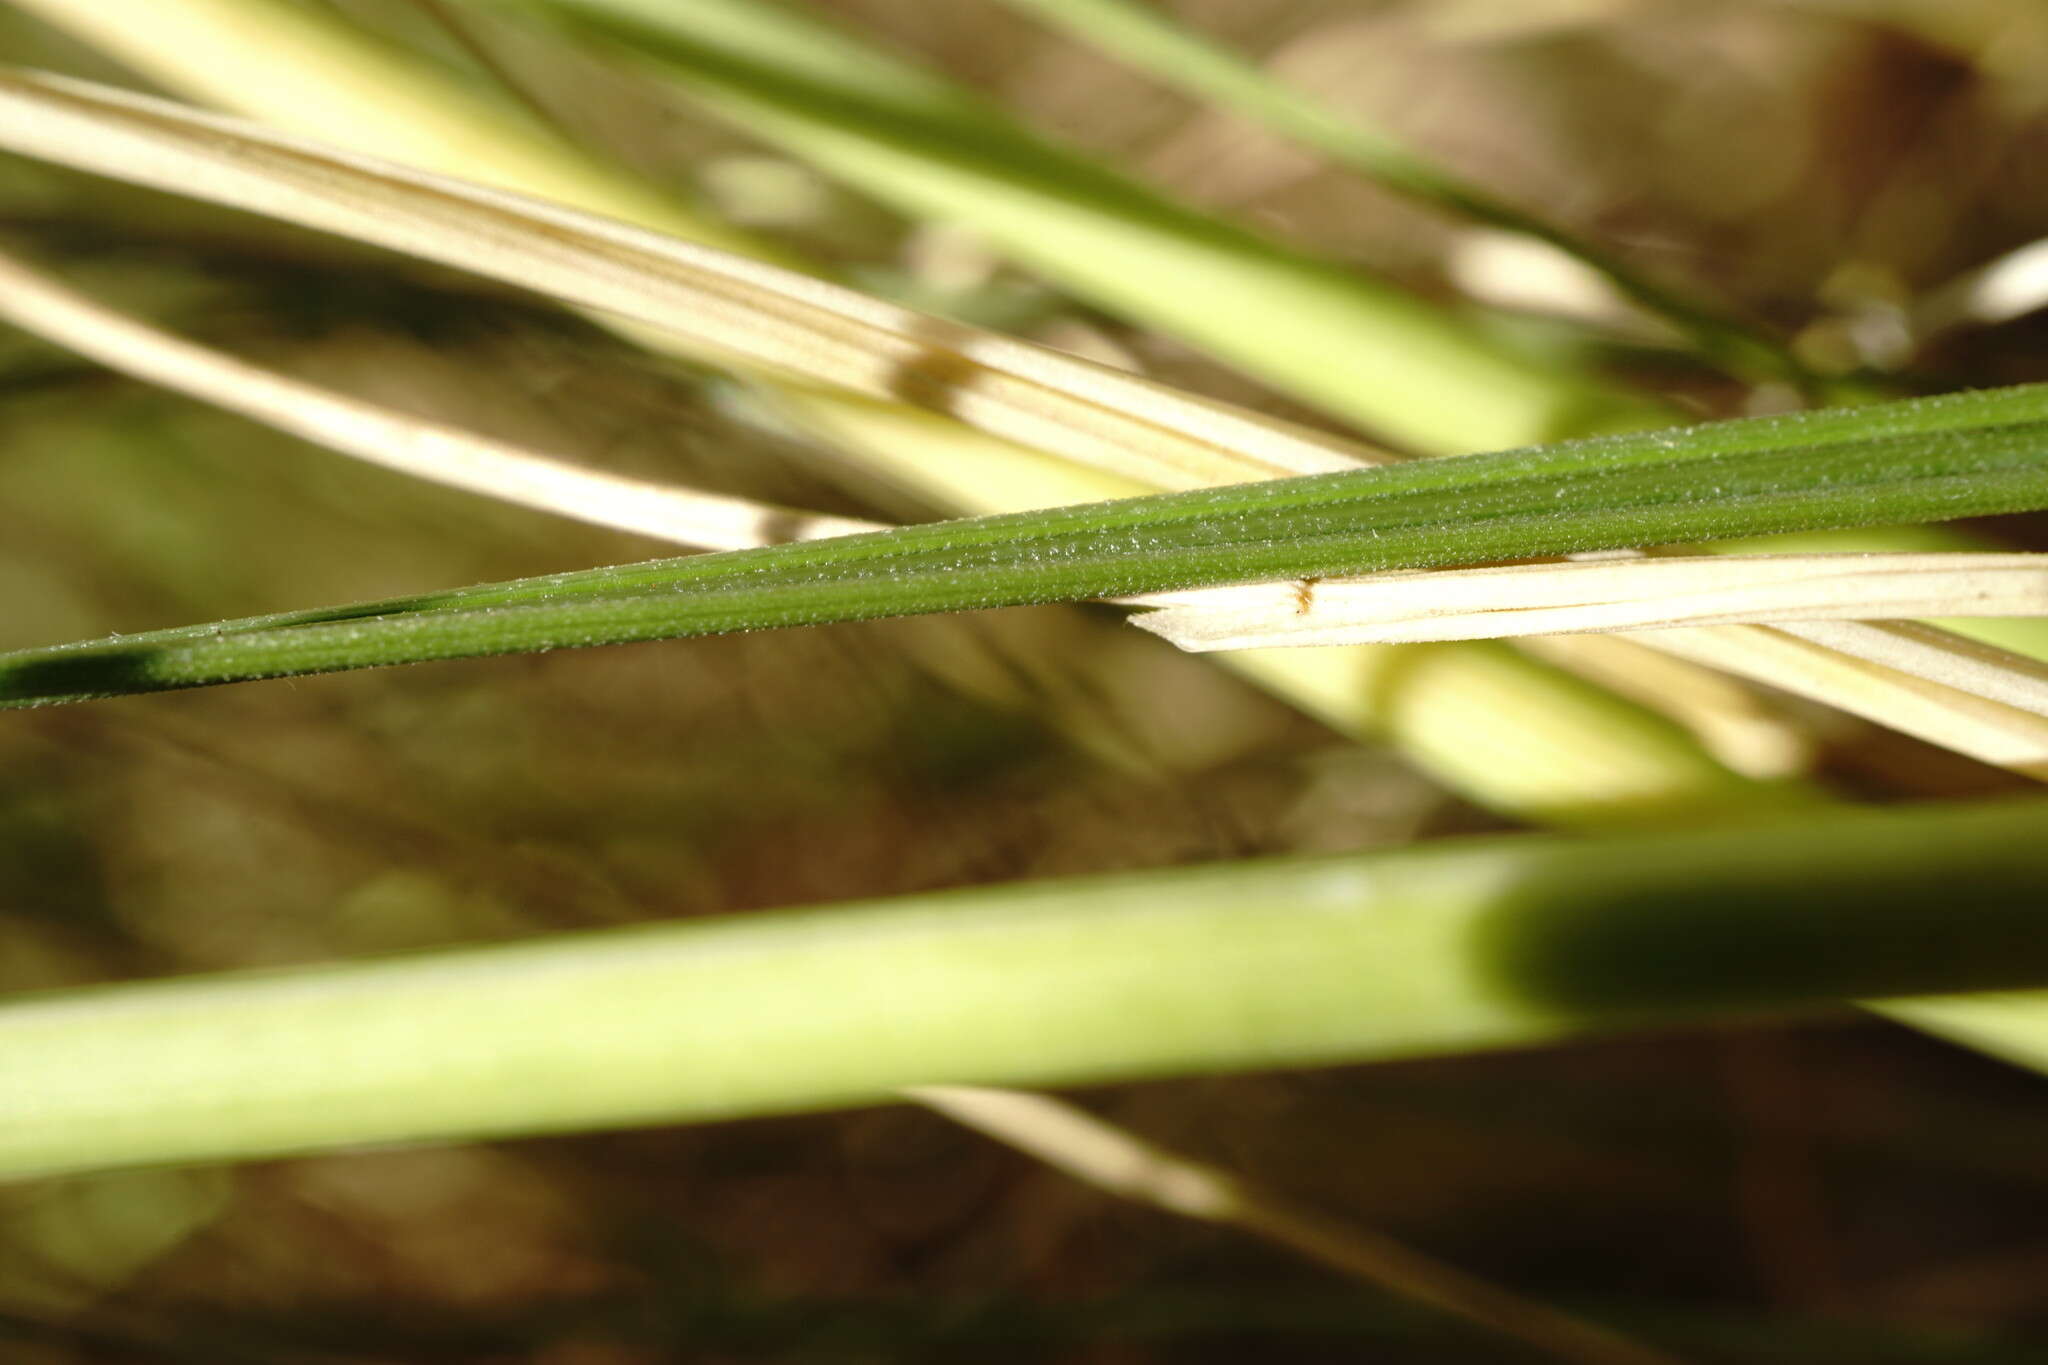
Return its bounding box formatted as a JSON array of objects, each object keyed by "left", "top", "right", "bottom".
[{"left": 2, "top": 797, "right": 2044, "bottom": 1179}]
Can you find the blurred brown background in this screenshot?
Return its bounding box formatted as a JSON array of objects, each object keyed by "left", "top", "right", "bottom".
[{"left": 3, "top": 2, "right": 2048, "bottom": 1360}]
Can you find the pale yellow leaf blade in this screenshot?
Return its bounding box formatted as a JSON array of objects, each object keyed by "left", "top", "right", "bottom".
[
  {"left": 0, "top": 66, "right": 1378, "bottom": 493},
  {"left": 1132, "top": 554, "right": 2048, "bottom": 650},
  {"left": 0, "top": 247, "right": 882, "bottom": 552}
]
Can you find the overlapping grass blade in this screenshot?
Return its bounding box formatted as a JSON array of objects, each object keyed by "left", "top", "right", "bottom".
[
  {"left": 1647, "top": 623, "right": 2048, "bottom": 779},
  {"left": 6, "top": 385, "right": 2048, "bottom": 706},
  {"left": 4, "top": 0, "right": 2048, "bottom": 1171},
  {"left": 0, "top": 66, "right": 1376, "bottom": 491},
  {"left": 988, "top": 0, "right": 1803, "bottom": 386},
  {"left": 1136, "top": 550, "right": 2048, "bottom": 778},
  {"left": 474, "top": 0, "right": 1665, "bottom": 453},
  {"left": 1134, "top": 554, "right": 2048, "bottom": 650},
  {"left": 0, "top": 246, "right": 884, "bottom": 551}
]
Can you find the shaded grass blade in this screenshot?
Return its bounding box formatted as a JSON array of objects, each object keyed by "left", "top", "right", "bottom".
[{"left": 991, "top": 0, "right": 1804, "bottom": 386}]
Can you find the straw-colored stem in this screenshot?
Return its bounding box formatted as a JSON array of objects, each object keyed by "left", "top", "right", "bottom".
[{"left": 912, "top": 1086, "right": 1689, "bottom": 1365}]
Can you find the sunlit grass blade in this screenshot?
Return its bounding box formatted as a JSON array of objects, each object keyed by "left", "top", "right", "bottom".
[
  {"left": 5, "top": 385, "right": 2048, "bottom": 707},
  {"left": 1133, "top": 554, "right": 2048, "bottom": 651},
  {"left": 472, "top": 0, "right": 2048, "bottom": 695},
  {"left": 0, "top": 65, "right": 1377, "bottom": 492},
  {"left": 1, "top": 0, "right": 1213, "bottom": 513},
  {"left": 50, "top": 384, "right": 2048, "bottom": 648},
  {"left": 2, "top": 795, "right": 2044, "bottom": 1180},
  {"left": 5, "top": 0, "right": 781, "bottom": 254},
  {"left": 1885, "top": 992, "right": 2048, "bottom": 1076},
  {"left": 1136, "top": 551, "right": 2048, "bottom": 773},
  {"left": 988, "top": 0, "right": 1803, "bottom": 387},
  {"left": 1511, "top": 634, "right": 1816, "bottom": 780},
  {"left": 0, "top": 1, "right": 1985, "bottom": 817},
  {"left": 1782, "top": 619, "right": 2048, "bottom": 716},
  {"left": 1645, "top": 623, "right": 2048, "bottom": 779},
  {"left": 0, "top": 2, "right": 2015, "bottom": 822},
  {"left": 0, "top": 246, "right": 883, "bottom": 551},
  {"left": 467, "top": 0, "right": 2048, "bottom": 681},
  {"left": 476, "top": 0, "right": 1666, "bottom": 453}
]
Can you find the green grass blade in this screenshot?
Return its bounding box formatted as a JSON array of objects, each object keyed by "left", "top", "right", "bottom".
[
  {"left": 481, "top": 0, "right": 1666, "bottom": 452},
  {"left": 6, "top": 386, "right": 2048, "bottom": 706},
  {"left": 1, "top": 796, "right": 2044, "bottom": 1179},
  {"left": 990, "top": 0, "right": 1805, "bottom": 385}
]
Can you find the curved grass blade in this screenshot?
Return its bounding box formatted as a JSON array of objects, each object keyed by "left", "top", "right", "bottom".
[
  {"left": 0, "top": 246, "right": 884, "bottom": 551},
  {"left": 6, "top": 388, "right": 2048, "bottom": 706}
]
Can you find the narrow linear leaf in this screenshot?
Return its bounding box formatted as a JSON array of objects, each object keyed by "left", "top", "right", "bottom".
[
  {"left": 1138, "top": 549, "right": 2048, "bottom": 772},
  {"left": 5, "top": 386, "right": 2048, "bottom": 706},
  {"left": 1, "top": 52, "right": 2038, "bottom": 785},
  {"left": 0, "top": 50, "right": 1792, "bottom": 827}
]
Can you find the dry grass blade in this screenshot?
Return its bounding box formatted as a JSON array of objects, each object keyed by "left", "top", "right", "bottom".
[
  {"left": 0, "top": 247, "right": 880, "bottom": 551},
  {"left": 1511, "top": 634, "right": 1816, "bottom": 779},
  {"left": 1645, "top": 623, "right": 2048, "bottom": 778},
  {"left": 0, "top": 66, "right": 1379, "bottom": 492},
  {"left": 1783, "top": 619, "right": 2048, "bottom": 715},
  {"left": 1132, "top": 553, "right": 2048, "bottom": 650},
  {"left": 911, "top": 1087, "right": 1688, "bottom": 1365},
  {"left": 1133, "top": 553, "right": 2048, "bottom": 772}
]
